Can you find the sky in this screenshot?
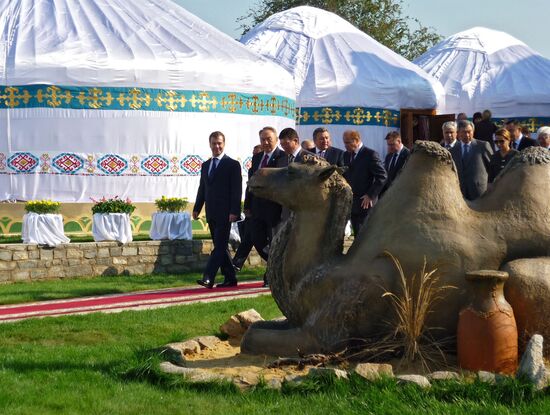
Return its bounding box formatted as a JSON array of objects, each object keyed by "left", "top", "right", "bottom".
[{"left": 173, "top": 0, "right": 550, "bottom": 59}]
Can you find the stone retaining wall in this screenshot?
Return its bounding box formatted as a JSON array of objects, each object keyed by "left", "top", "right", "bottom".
[{"left": 0, "top": 240, "right": 264, "bottom": 284}]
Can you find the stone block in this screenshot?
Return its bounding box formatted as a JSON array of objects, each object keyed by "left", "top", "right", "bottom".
[
  {"left": 65, "top": 265, "right": 92, "bottom": 278},
  {"left": 138, "top": 246, "right": 158, "bottom": 256},
  {"left": 83, "top": 250, "right": 97, "bottom": 259},
  {"left": 66, "top": 248, "right": 83, "bottom": 259},
  {"left": 194, "top": 336, "right": 221, "bottom": 350},
  {"left": 354, "top": 363, "right": 394, "bottom": 381},
  {"left": 308, "top": 367, "right": 349, "bottom": 380},
  {"left": 166, "top": 340, "right": 201, "bottom": 356},
  {"left": 0, "top": 261, "right": 16, "bottom": 271},
  {"left": 28, "top": 250, "right": 40, "bottom": 259},
  {"left": 192, "top": 243, "right": 202, "bottom": 254},
  {"left": 122, "top": 247, "right": 138, "bottom": 256},
  {"left": 174, "top": 255, "right": 187, "bottom": 264},
  {"left": 110, "top": 247, "right": 123, "bottom": 256},
  {"left": 174, "top": 245, "right": 193, "bottom": 256},
  {"left": 160, "top": 255, "right": 173, "bottom": 266},
  {"left": 39, "top": 249, "right": 54, "bottom": 260},
  {"left": 67, "top": 258, "right": 82, "bottom": 266},
  {"left": 0, "top": 250, "right": 12, "bottom": 261},
  {"left": 12, "top": 270, "right": 30, "bottom": 281},
  {"left": 112, "top": 257, "right": 127, "bottom": 265},
  {"left": 125, "top": 265, "right": 146, "bottom": 275},
  {"left": 516, "top": 334, "right": 547, "bottom": 389},
  {"left": 428, "top": 371, "right": 460, "bottom": 381},
  {"left": 97, "top": 248, "right": 110, "bottom": 258},
  {"left": 219, "top": 316, "right": 244, "bottom": 338},
  {"left": 139, "top": 255, "right": 157, "bottom": 264},
  {"left": 0, "top": 271, "right": 11, "bottom": 282},
  {"left": 9, "top": 245, "right": 28, "bottom": 251},
  {"left": 142, "top": 264, "right": 157, "bottom": 274},
  {"left": 96, "top": 257, "right": 113, "bottom": 266},
  {"left": 158, "top": 245, "right": 171, "bottom": 255},
  {"left": 52, "top": 259, "right": 62, "bottom": 265},
  {"left": 30, "top": 268, "right": 49, "bottom": 280},
  {"left": 12, "top": 251, "right": 29, "bottom": 260},
  {"left": 165, "top": 264, "right": 189, "bottom": 274},
  {"left": 125, "top": 256, "right": 139, "bottom": 265},
  {"left": 54, "top": 249, "right": 66, "bottom": 259},
  {"left": 18, "top": 260, "right": 39, "bottom": 269}
]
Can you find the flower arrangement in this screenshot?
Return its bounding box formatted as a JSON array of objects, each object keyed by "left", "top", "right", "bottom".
[
  {"left": 155, "top": 196, "right": 188, "bottom": 213},
  {"left": 91, "top": 196, "right": 136, "bottom": 215},
  {"left": 24, "top": 199, "right": 61, "bottom": 214}
]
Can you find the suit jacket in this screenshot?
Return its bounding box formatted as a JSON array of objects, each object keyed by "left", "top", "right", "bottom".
[
  {"left": 244, "top": 147, "right": 287, "bottom": 225},
  {"left": 290, "top": 149, "right": 314, "bottom": 163},
  {"left": 315, "top": 146, "right": 345, "bottom": 167},
  {"left": 450, "top": 139, "right": 493, "bottom": 200},
  {"left": 516, "top": 136, "right": 538, "bottom": 151},
  {"left": 343, "top": 146, "right": 387, "bottom": 214},
  {"left": 384, "top": 147, "right": 410, "bottom": 185},
  {"left": 194, "top": 155, "right": 242, "bottom": 223}
]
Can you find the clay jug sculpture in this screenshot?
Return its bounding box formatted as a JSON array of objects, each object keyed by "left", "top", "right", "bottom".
[{"left": 457, "top": 270, "right": 518, "bottom": 374}]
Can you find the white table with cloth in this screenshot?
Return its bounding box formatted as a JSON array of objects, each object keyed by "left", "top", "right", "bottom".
[
  {"left": 92, "top": 213, "right": 133, "bottom": 244},
  {"left": 149, "top": 212, "right": 192, "bottom": 240},
  {"left": 22, "top": 213, "right": 70, "bottom": 246}
]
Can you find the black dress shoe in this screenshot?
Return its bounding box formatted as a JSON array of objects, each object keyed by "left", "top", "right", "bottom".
[
  {"left": 216, "top": 280, "right": 238, "bottom": 288},
  {"left": 197, "top": 279, "right": 214, "bottom": 289}
]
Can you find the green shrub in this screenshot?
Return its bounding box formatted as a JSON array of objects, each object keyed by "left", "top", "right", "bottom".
[
  {"left": 24, "top": 199, "right": 61, "bottom": 214},
  {"left": 91, "top": 196, "right": 136, "bottom": 214}
]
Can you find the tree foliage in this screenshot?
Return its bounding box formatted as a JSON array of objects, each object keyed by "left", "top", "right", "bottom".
[{"left": 239, "top": 0, "right": 442, "bottom": 61}]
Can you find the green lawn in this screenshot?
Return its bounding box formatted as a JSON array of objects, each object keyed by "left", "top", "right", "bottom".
[
  {"left": 0, "top": 268, "right": 265, "bottom": 305},
  {"left": 0, "top": 279, "right": 549, "bottom": 414}
]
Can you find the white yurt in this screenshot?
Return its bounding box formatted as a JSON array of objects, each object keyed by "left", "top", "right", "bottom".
[
  {"left": 241, "top": 6, "right": 443, "bottom": 155},
  {"left": 414, "top": 27, "right": 550, "bottom": 127},
  {"left": 0, "top": 0, "right": 296, "bottom": 202}
]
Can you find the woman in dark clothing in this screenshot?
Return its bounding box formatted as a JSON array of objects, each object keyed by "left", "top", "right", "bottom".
[{"left": 488, "top": 128, "right": 518, "bottom": 183}]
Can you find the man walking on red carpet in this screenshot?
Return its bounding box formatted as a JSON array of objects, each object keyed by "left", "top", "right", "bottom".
[{"left": 193, "top": 131, "right": 242, "bottom": 288}]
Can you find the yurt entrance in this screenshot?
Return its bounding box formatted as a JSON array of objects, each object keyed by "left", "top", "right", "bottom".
[{"left": 400, "top": 109, "right": 455, "bottom": 148}]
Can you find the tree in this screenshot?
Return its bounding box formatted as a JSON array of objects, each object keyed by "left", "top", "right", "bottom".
[{"left": 238, "top": 0, "right": 441, "bottom": 61}]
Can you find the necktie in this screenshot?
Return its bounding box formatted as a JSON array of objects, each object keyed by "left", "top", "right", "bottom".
[
  {"left": 209, "top": 158, "right": 218, "bottom": 178},
  {"left": 462, "top": 144, "right": 470, "bottom": 162},
  {"left": 350, "top": 152, "right": 355, "bottom": 165},
  {"left": 319, "top": 150, "right": 325, "bottom": 159},
  {"left": 513, "top": 141, "right": 518, "bottom": 150},
  {"left": 288, "top": 154, "right": 295, "bottom": 163},
  {"left": 260, "top": 153, "right": 269, "bottom": 168},
  {"left": 389, "top": 153, "right": 398, "bottom": 171}
]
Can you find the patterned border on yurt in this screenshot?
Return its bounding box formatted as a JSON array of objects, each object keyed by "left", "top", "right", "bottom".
[
  {"left": 494, "top": 117, "right": 550, "bottom": 133},
  {"left": 1, "top": 152, "right": 211, "bottom": 177},
  {"left": 296, "top": 106, "right": 400, "bottom": 127},
  {"left": 0, "top": 85, "right": 296, "bottom": 119}
]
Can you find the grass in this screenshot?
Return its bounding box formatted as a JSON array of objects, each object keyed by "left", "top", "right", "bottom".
[
  {"left": 0, "top": 274, "right": 549, "bottom": 414},
  {"left": 0, "top": 268, "right": 265, "bottom": 306}
]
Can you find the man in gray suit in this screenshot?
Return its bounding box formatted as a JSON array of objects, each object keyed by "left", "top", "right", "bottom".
[{"left": 450, "top": 120, "right": 493, "bottom": 200}]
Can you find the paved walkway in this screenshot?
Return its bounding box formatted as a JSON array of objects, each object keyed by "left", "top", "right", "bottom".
[{"left": 0, "top": 281, "right": 270, "bottom": 323}]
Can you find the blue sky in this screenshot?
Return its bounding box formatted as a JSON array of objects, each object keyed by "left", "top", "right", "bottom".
[{"left": 173, "top": 0, "right": 550, "bottom": 58}]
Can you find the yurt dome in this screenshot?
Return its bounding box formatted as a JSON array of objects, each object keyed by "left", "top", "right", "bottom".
[
  {"left": 241, "top": 5, "right": 444, "bottom": 154},
  {"left": 0, "top": 0, "right": 296, "bottom": 202},
  {"left": 414, "top": 27, "right": 550, "bottom": 127}
]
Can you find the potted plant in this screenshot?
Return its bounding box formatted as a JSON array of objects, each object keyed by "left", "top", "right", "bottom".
[
  {"left": 91, "top": 196, "right": 135, "bottom": 243},
  {"left": 22, "top": 200, "right": 70, "bottom": 246},
  {"left": 150, "top": 196, "right": 192, "bottom": 240}
]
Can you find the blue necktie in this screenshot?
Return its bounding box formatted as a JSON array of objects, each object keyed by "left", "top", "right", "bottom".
[
  {"left": 462, "top": 144, "right": 470, "bottom": 162},
  {"left": 209, "top": 158, "right": 218, "bottom": 178}
]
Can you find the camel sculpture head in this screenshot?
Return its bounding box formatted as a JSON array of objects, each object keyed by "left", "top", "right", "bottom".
[{"left": 248, "top": 154, "right": 351, "bottom": 211}]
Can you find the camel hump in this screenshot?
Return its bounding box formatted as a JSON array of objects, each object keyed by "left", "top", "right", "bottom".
[
  {"left": 412, "top": 140, "right": 454, "bottom": 166},
  {"left": 504, "top": 146, "right": 550, "bottom": 171}
]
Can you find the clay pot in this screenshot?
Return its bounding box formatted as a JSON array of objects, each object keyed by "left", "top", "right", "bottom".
[{"left": 457, "top": 270, "right": 518, "bottom": 374}]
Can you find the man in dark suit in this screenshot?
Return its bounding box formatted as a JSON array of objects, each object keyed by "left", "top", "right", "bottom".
[
  {"left": 193, "top": 131, "right": 242, "bottom": 288},
  {"left": 279, "top": 127, "right": 314, "bottom": 163},
  {"left": 382, "top": 131, "right": 410, "bottom": 194},
  {"left": 312, "top": 127, "right": 345, "bottom": 166},
  {"left": 244, "top": 127, "right": 287, "bottom": 285},
  {"left": 342, "top": 130, "right": 387, "bottom": 235},
  {"left": 506, "top": 119, "right": 537, "bottom": 151},
  {"left": 450, "top": 120, "right": 493, "bottom": 200}
]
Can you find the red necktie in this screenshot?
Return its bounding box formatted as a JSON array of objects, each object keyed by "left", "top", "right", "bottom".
[{"left": 260, "top": 154, "right": 269, "bottom": 168}]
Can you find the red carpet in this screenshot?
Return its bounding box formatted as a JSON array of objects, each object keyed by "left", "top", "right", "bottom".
[{"left": 0, "top": 281, "right": 270, "bottom": 322}]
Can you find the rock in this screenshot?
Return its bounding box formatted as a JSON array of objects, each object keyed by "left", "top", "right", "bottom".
[
  {"left": 220, "top": 309, "right": 264, "bottom": 339},
  {"left": 516, "top": 334, "right": 548, "bottom": 389},
  {"left": 477, "top": 371, "right": 496, "bottom": 384},
  {"left": 284, "top": 374, "right": 306, "bottom": 385},
  {"left": 194, "top": 335, "right": 221, "bottom": 350},
  {"left": 166, "top": 340, "right": 201, "bottom": 355},
  {"left": 159, "top": 361, "right": 194, "bottom": 375},
  {"left": 354, "top": 363, "right": 394, "bottom": 381},
  {"left": 308, "top": 367, "right": 349, "bottom": 380},
  {"left": 265, "top": 378, "right": 282, "bottom": 390},
  {"left": 232, "top": 374, "right": 259, "bottom": 390},
  {"left": 220, "top": 315, "right": 245, "bottom": 338},
  {"left": 396, "top": 375, "right": 431, "bottom": 388},
  {"left": 236, "top": 309, "right": 264, "bottom": 327},
  {"left": 428, "top": 371, "right": 460, "bottom": 381}
]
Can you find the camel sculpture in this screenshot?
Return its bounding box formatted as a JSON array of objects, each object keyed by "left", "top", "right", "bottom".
[{"left": 241, "top": 141, "right": 550, "bottom": 357}]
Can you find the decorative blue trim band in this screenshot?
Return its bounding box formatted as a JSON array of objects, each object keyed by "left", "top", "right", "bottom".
[
  {"left": 0, "top": 85, "right": 296, "bottom": 119},
  {"left": 494, "top": 117, "right": 550, "bottom": 133},
  {"left": 296, "top": 106, "right": 400, "bottom": 127}
]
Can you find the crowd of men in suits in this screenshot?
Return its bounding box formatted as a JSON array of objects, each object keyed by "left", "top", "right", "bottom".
[{"left": 192, "top": 115, "right": 550, "bottom": 288}]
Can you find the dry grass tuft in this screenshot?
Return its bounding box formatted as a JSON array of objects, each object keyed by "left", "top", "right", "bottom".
[{"left": 379, "top": 251, "right": 456, "bottom": 371}]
